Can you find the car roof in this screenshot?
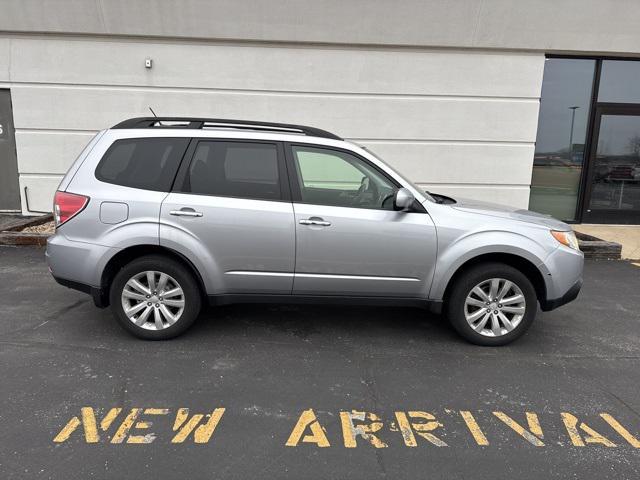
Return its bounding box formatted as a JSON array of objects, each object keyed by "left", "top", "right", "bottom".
[{"left": 111, "top": 117, "right": 342, "bottom": 141}]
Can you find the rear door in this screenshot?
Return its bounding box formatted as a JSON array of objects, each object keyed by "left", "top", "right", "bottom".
[
  {"left": 286, "top": 143, "right": 437, "bottom": 297},
  {"left": 160, "top": 139, "right": 295, "bottom": 294}
]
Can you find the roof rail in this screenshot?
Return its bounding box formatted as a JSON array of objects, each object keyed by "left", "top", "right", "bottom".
[{"left": 111, "top": 117, "right": 342, "bottom": 140}]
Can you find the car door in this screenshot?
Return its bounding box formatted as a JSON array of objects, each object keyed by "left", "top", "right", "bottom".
[
  {"left": 160, "top": 139, "right": 295, "bottom": 295},
  {"left": 286, "top": 143, "right": 437, "bottom": 297}
]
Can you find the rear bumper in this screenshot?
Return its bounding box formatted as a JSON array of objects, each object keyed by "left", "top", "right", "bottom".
[
  {"left": 540, "top": 278, "right": 582, "bottom": 311},
  {"left": 52, "top": 275, "right": 108, "bottom": 308},
  {"left": 46, "top": 233, "right": 116, "bottom": 308},
  {"left": 46, "top": 233, "right": 114, "bottom": 286}
]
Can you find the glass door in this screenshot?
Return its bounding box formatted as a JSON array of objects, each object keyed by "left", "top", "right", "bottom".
[{"left": 582, "top": 105, "right": 640, "bottom": 224}]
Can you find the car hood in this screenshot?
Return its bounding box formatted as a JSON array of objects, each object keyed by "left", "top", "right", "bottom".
[{"left": 449, "top": 197, "right": 570, "bottom": 230}]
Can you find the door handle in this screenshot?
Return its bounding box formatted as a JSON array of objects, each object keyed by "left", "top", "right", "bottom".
[
  {"left": 299, "top": 217, "right": 331, "bottom": 227},
  {"left": 170, "top": 208, "right": 203, "bottom": 218}
]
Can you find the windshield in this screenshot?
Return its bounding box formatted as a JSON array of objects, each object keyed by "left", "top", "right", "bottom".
[{"left": 359, "top": 145, "right": 436, "bottom": 203}]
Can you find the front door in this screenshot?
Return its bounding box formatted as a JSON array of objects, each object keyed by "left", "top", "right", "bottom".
[
  {"left": 0, "top": 90, "right": 20, "bottom": 211},
  {"left": 583, "top": 105, "right": 640, "bottom": 224},
  {"left": 287, "top": 144, "right": 437, "bottom": 297}
]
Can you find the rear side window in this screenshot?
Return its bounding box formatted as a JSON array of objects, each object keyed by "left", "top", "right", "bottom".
[
  {"left": 181, "top": 141, "right": 281, "bottom": 201},
  {"left": 95, "top": 138, "right": 189, "bottom": 191}
]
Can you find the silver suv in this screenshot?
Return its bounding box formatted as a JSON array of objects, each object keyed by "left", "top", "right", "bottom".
[{"left": 46, "top": 117, "right": 583, "bottom": 345}]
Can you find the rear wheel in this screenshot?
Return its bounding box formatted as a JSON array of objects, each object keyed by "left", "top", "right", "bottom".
[
  {"left": 109, "top": 255, "right": 202, "bottom": 340},
  {"left": 446, "top": 263, "right": 537, "bottom": 346}
]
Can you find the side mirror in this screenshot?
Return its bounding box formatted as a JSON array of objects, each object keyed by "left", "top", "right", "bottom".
[{"left": 394, "top": 188, "right": 415, "bottom": 212}]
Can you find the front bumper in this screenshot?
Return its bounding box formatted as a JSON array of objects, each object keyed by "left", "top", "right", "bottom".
[
  {"left": 540, "top": 278, "right": 582, "bottom": 311},
  {"left": 539, "top": 244, "right": 584, "bottom": 311}
]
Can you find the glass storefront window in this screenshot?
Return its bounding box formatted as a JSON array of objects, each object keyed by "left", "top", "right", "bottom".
[
  {"left": 587, "top": 114, "right": 640, "bottom": 218},
  {"left": 598, "top": 60, "right": 640, "bottom": 103},
  {"left": 529, "top": 58, "right": 595, "bottom": 221}
]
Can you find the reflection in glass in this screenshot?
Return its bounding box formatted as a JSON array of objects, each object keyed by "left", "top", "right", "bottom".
[
  {"left": 588, "top": 115, "right": 640, "bottom": 216},
  {"left": 529, "top": 59, "right": 595, "bottom": 221},
  {"left": 598, "top": 60, "right": 640, "bottom": 103}
]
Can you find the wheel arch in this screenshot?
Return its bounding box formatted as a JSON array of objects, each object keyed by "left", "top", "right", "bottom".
[
  {"left": 99, "top": 244, "right": 207, "bottom": 307},
  {"left": 440, "top": 252, "right": 548, "bottom": 309}
]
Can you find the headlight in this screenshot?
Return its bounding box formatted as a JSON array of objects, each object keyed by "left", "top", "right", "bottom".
[{"left": 551, "top": 230, "right": 580, "bottom": 251}]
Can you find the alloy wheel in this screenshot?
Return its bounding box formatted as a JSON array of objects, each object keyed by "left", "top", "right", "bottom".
[
  {"left": 121, "top": 270, "right": 185, "bottom": 330},
  {"left": 464, "top": 278, "right": 526, "bottom": 337}
]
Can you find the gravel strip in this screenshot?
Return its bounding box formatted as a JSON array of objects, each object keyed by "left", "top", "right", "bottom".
[{"left": 21, "top": 221, "right": 55, "bottom": 234}]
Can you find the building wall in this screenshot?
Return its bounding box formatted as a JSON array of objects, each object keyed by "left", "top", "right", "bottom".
[
  {"left": 2, "top": 0, "right": 640, "bottom": 53},
  {"left": 1, "top": 0, "right": 639, "bottom": 214},
  {"left": 0, "top": 36, "right": 543, "bottom": 213}
]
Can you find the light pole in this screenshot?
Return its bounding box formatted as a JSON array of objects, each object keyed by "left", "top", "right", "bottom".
[{"left": 568, "top": 106, "right": 579, "bottom": 160}]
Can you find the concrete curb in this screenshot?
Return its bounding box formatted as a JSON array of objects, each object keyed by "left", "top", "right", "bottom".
[{"left": 0, "top": 231, "right": 49, "bottom": 246}]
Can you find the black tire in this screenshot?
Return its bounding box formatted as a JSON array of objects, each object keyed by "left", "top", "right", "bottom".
[
  {"left": 446, "top": 262, "right": 537, "bottom": 346},
  {"left": 109, "top": 255, "right": 202, "bottom": 340}
]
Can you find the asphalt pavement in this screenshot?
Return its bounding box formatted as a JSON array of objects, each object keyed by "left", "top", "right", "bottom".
[{"left": 1, "top": 246, "right": 639, "bottom": 479}]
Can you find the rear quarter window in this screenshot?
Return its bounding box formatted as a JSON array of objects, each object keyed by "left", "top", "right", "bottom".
[{"left": 95, "top": 138, "right": 189, "bottom": 191}]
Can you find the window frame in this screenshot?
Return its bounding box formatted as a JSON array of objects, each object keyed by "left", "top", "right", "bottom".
[
  {"left": 172, "top": 138, "right": 291, "bottom": 202},
  {"left": 581, "top": 103, "right": 640, "bottom": 224},
  {"left": 94, "top": 137, "right": 190, "bottom": 192},
  {"left": 284, "top": 142, "right": 426, "bottom": 212},
  {"left": 542, "top": 55, "right": 640, "bottom": 223}
]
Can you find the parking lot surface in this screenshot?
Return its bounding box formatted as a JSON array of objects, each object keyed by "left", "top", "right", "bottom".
[{"left": 1, "top": 246, "right": 639, "bottom": 479}]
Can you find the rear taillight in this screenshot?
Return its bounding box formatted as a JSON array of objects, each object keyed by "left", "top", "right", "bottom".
[{"left": 53, "top": 191, "right": 89, "bottom": 227}]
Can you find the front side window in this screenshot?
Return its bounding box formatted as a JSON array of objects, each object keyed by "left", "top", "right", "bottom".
[
  {"left": 183, "top": 141, "right": 281, "bottom": 201},
  {"left": 95, "top": 138, "right": 189, "bottom": 191},
  {"left": 292, "top": 145, "right": 396, "bottom": 210}
]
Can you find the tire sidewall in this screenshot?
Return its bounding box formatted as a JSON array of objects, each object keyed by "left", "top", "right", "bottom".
[
  {"left": 447, "top": 263, "right": 537, "bottom": 346},
  {"left": 109, "top": 255, "right": 201, "bottom": 340}
]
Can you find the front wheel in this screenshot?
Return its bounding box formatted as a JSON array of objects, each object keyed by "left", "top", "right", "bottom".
[
  {"left": 446, "top": 263, "right": 537, "bottom": 346},
  {"left": 109, "top": 255, "right": 202, "bottom": 340}
]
